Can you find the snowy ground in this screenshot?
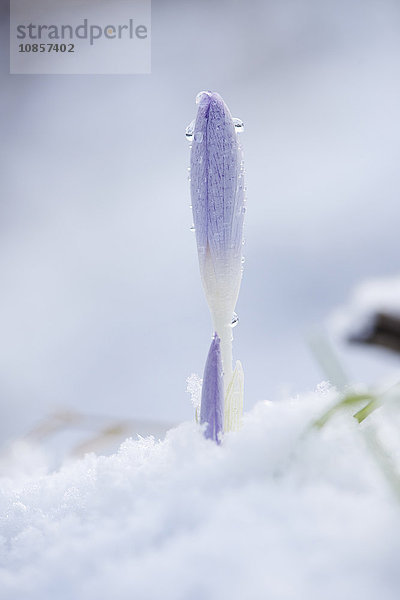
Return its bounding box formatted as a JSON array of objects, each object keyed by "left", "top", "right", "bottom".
[{"left": 1, "top": 386, "right": 400, "bottom": 600}]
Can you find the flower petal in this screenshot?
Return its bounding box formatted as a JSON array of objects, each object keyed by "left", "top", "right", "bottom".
[
  {"left": 200, "top": 333, "right": 224, "bottom": 443},
  {"left": 224, "top": 360, "right": 244, "bottom": 433},
  {"left": 189, "top": 92, "right": 246, "bottom": 387},
  {"left": 190, "top": 91, "right": 245, "bottom": 309}
]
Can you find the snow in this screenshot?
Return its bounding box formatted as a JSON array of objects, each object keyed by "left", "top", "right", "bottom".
[
  {"left": 1, "top": 387, "right": 400, "bottom": 600},
  {"left": 331, "top": 276, "right": 400, "bottom": 340}
]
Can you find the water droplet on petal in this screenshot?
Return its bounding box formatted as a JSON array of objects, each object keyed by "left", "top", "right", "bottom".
[
  {"left": 185, "top": 120, "right": 195, "bottom": 141},
  {"left": 190, "top": 225, "right": 196, "bottom": 232},
  {"left": 233, "top": 118, "right": 244, "bottom": 132},
  {"left": 231, "top": 313, "right": 239, "bottom": 327},
  {"left": 241, "top": 257, "right": 245, "bottom": 264},
  {"left": 196, "top": 91, "right": 212, "bottom": 105},
  {"left": 194, "top": 131, "right": 203, "bottom": 143}
]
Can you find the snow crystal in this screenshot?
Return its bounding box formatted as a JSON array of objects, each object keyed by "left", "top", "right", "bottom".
[
  {"left": 186, "top": 373, "right": 202, "bottom": 410},
  {"left": 1, "top": 391, "right": 400, "bottom": 600},
  {"left": 315, "top": 380, "right": 334, "bottom": 396}
]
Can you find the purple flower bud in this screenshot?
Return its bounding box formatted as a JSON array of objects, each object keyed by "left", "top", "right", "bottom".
[
  {"left": 189, "top": 91, "right": 245, "bottom": 389},
  {"left": 200, "top": 333, "right": 224, "bottom": 443}
]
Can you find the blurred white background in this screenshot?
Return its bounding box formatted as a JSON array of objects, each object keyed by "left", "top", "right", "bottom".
[{"left": 1, "top": 0, "right": 400, "bottom": 444}]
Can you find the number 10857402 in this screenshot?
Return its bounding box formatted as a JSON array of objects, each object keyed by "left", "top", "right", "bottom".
[{"left": 18, "top": 43, "right": 74, "bottom": 53}]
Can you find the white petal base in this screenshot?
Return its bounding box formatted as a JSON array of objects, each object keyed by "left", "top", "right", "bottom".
[{"left": 224, "top": 360, "right": 244, "bottom": 432}]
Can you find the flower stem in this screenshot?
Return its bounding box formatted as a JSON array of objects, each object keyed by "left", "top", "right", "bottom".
[{"left": 213, "top": 318, "right": 233, "bottom": 396}]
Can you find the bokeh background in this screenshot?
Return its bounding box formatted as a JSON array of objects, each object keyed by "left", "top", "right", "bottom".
[{"left": 1, "top": 0, "right": 400, "bottom": 446}]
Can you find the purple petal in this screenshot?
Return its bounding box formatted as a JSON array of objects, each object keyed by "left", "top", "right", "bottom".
[
  {"left": 190, "top": 92, "right": 245, "bottom": 273},
  {"left": 200, "top": 333, "right": 224, "bottom": 443}
]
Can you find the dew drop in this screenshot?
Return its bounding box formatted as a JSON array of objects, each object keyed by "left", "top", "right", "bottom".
[
  {"left": 231, "top": 313, "right": 239, "bottom": 327},
  {"left": 185, "top": 120, "right": 195, "bottom": 141},
  {"left": 233, "top": 118, "right": 244, "bottom": 132},
  {"left": 241, "top": 257, "right": 246, "bottom": 264},
  {"left": 190, "top": 225, "right": 196, "bottom": 232},
  {"left": 194, "top": 131, "right": 203, "bottom": 143}
]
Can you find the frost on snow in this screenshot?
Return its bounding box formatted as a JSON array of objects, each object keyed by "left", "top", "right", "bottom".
[{"left": 1, "top": 389, "right": 400, "bottom": 600}]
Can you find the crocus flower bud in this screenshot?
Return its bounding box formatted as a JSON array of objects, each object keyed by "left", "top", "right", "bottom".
[
  {"left": 200, "top": 333, "right": 224, "bottom": 444},
  {"left": 189, "top": 91, "right": 245, "bottom": 391}
]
